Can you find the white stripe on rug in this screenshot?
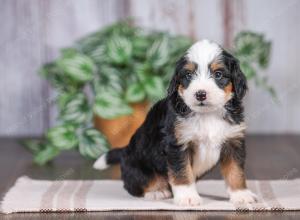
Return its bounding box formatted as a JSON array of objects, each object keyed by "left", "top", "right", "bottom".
[
  {"left": 73, "top": 180, "right": 94, "bottom": 212},
  {"left": 40, "top": 180, "right": 64, "bottom": 212}
]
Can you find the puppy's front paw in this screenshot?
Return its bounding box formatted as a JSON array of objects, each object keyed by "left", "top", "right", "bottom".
[
  {"left": 230, "top": 189, "right": 258, "bottom": 205},
  {"left": 174, "top": 194, "right": 203, "bottom": 206},
  {"left": 144, "top": 189, "right": 172, "bottom": 200}
]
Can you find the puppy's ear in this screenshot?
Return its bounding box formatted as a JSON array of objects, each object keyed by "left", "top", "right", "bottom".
[
  {"left": 167, "top": 73, "right": 178, "bottom": 96},
  {"left": 232, "top": 59, "right": 248, "bottom": 100},
  {"left": 167, "top": 56, "right": 187, "bottom": 96},
  {"left": 223, "top": 50, "right": 248, "bottom": 100}
]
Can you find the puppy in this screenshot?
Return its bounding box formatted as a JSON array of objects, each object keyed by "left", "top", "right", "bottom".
[{"left": 94, "top": 40, "right": 257, "bottom": 206}]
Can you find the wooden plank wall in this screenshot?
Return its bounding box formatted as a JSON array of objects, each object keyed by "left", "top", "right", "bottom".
[
  {"left": 0, "top": 0, "right": 299, "bottom": 136},
  {"left": 0, "top": 0, "right": 128, "bottom": 137}
]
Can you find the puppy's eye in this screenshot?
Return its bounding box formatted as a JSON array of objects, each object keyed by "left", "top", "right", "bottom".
[
  {"left": 214, "top": 71, "right": 223, "bottom": 80},
  {"left": 185, "top": 72, "right": 193, "bottom": 80}
]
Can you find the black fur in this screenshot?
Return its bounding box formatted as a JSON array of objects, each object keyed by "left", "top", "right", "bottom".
[
  {"left": 167, "top": 56, "right": 188, "bottom": 95},
  {"left": 103, "top": 48, "right": 248, "bottom": 198},
  {"left": 222, "top": 50, "right": 248, "bottom": 100},
  {"left": 220, "top": 138, "right": 246, "bottom": 169},
  {"left": 106, "top": 148, "right": 124, "bottom": 165},
  {"left": 168, "top": 56, "right": 198, "bottom": 95}
]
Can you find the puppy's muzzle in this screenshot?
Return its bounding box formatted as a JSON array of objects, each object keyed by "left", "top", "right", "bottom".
[{"left": 195, "top": 90, "right": 207, "bottom": 101}]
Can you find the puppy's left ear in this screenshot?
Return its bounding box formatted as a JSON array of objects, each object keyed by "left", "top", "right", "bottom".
[
  {"left": 167, "top": 56, "right": 187, "bottom": 96},
  {"left": 167, "top": 72, "right": 178, "bottom": 96},
  {"left": 231, "top": 58, "right": 248, "bottom": 100}
]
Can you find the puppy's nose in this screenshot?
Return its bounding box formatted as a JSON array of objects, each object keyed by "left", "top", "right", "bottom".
[{"left": 195, "top": 90, "right": 207, "bottom": 101}]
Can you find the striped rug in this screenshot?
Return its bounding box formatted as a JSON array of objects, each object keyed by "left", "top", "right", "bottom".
[{"left": 1, "top": 176, "right": 300, "bottom": 214}]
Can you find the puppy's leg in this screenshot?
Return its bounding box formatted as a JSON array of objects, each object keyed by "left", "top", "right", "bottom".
[
  {"left": 168, "top": 146, "right": 202, "bottom": 206},
  {"left": 121, "top": 157, "right": 171, "bottom": 199},
  {"left": 220, "top": 139, "right": 257, "bottom": 205},
  {"left": 121, "top": 158, "right": 152, "bottom": 197},
  {"left": 144, "top": 176, "right": 172, "bottom": 200}
]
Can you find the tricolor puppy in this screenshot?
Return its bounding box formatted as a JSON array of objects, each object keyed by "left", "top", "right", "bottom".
[{"left": 94, "top": 40, "right": 257, "bottom": 206}]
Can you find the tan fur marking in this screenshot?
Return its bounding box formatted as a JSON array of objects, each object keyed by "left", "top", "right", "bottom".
[
  {"left": 176, "top": 61, "right": 197, "bottom": 95},
  {"left": 221, "top": 158, "right": 246, "bottom": 190},
  {"left": 178, "top": 84, "right": 184, "bottom": 95},
  {"left": 174, "top": 120, "right": 191, "bottom": 146},
  {"left": 184, "top": 61, "right": 197, "bottom": 72},
  {"left": 210, "top": 61, "right": 225, "bottom": 72},
  {"left": 224, "top": 82, "right": 233, "bottom": 96},
  {"left": 174, "top": 120, "right": 183, "bottom": 144},
  {"left": 144, "top": 175, "right": 169, "bottom": 194}
]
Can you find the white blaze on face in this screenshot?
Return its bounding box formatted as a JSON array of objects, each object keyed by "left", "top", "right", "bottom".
[
  {"left": 187, "top": 40, "right": 221, "bottom": 75},
  {"left": 180, "top": 40, "right": 228, "bottom": 113}
]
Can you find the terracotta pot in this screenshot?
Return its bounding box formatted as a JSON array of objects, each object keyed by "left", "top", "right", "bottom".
[{"left": 94, "top": 102, "right": 149, "bottom": 148}]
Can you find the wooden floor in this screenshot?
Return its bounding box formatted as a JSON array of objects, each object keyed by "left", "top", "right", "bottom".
[{"left": 0, "top": 135, "right": 300, "bottom": 219}]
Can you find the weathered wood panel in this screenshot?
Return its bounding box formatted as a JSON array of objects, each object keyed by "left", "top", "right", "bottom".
[
  {"left": 0, "top": 0, "right": 128, "bottom": 137},
  {"left": 236, "top": 0, "right": 300, "bottom": 133},
  {"left": 0, "top": 0, "right": 300, "bottom": 136},
  {"left": 0, "top": 1, "right": 47, "bottom": 137},
  {"left": 129, "top": 0, "right": 224, "bottom": 42}
]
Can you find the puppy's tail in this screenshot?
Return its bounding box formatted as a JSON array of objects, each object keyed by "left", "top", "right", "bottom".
[{"left": 93, "top": 148, "right": 125, "bottom": 170}]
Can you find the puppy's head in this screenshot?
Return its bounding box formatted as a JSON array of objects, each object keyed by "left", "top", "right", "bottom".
[{"left": 168, "top": 40, "right": 247, "bottom": 113}]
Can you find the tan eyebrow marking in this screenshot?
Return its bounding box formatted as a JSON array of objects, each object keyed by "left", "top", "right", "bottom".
[
  {"left": 184, "top": 61, "right": 197, "bottom": 73},
  {"left": 210, "top": 61, "right": 225, "bottom": 72}
]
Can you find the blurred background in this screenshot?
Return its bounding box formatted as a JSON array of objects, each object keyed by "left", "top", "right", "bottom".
[
  {"left": 0, "top": 0, "right": 300, "bottom": 165},
  {"left": 1, "top": 0, "right": 300, "bottom": 136}
]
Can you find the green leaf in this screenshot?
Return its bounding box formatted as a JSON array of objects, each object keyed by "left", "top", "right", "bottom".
[
  {"left": 233, "top": 31, "right": 275, "bottom": 98},
  {"left": 79, "top": 128, "right": 109, "bottom": 159},
  {"left": 147, "top": 37, "right": 169, "bottom": 69},
  {"left": 144, "top": 76, "right": 165, "bottom": 101},
  {"left": 60, "top": 47, "right": 78, "bottom": 58},
  {"left": 59, "top": 92, "right": 90, "bottom": 124},
  {"left": 161, "top": 64, "right": 175, "bottom": 84},
  {"left": 47, "top": 125, "right": 78, "bottom": 150},
  {"left": 34, "top": 145, "right": 60, "bottom": 165},
  {"left": 234, "top": 31, "right": 271, "bottom": 66},
  {"left": 107, "top": 36, "right": 132, "bottom": 65},
  {"left": 94, "top": 88, "right": 133, "bottom": 119},
  {"left": 89, "top": 45, "right": 107, "bottom": 64},
  {"left": 57, "top": 92, "right": 76, "bottom": 110},
  {"left": 58, "top": 53, "right": 95, "bottom": 83},
  {"left": 240, "top": 62, "right": 256, "bottom": 79},
  {"left": 134, "top": 63, "right": 150, "bottom": 82},
  {"left": 258, "top": 41, "right": 271, "bottom": 68},
  {"left": 22, "top": 139, "right": 46, "bottom": 155},
  {"left": 75, "top": 31, "right": 104, "bottom": 55},
  {"left": 125, "top": 82, "right": 146, "bottom": 103},
  {"left": 132, "top": 35, "right": 152, "bottom": 58},
  {"left": 39, "top": 63, "right": 81, "bottom": 91},
  {"left": 97, "top": 65, "right": 124, "bottom": 93}
]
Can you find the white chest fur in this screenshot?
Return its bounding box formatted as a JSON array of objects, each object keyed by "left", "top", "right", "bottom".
[{"left": 175, "top": 112, "right": 246, "bottom": 177}]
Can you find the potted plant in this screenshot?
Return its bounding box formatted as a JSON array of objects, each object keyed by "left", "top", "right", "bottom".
[{"left": 24, "top": 20, "right": 273, "bottom": 165}]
